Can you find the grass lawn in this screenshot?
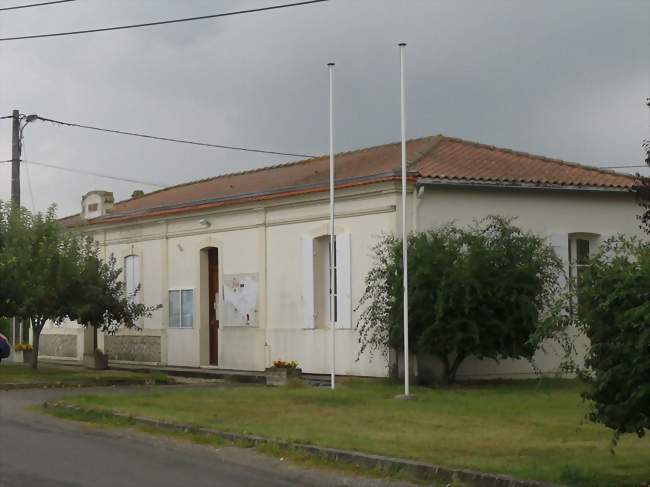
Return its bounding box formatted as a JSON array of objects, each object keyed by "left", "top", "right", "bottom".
[
  {"left": 0, "top": 363, "right": 173, "bottom": 386},
  {"left": 55, "top": 379, "right": 649, "bottom": 486}
]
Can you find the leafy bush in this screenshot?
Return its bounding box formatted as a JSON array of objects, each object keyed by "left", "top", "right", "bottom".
[
  {"left": 576, "top": 236, "right": 650, "bottom": 441},
  {"left": 356, "top": 216, "right": 565, "bottom": 383}
]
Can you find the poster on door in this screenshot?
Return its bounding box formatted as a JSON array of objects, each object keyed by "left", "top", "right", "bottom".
[{"left": 222, "top": 273, "right": 259, "bottom": 326}]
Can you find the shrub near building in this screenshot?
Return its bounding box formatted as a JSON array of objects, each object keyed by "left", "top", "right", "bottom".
[
  {"left": 576, "top": 236, "right": 650, "bottom": 442},
  {"left": 356, "top": 216, "right": 566, "bottom": 384}
]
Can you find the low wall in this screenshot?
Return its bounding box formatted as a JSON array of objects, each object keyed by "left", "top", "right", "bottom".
[
  {"left": 39, "top": 334, "right": 77, "bottom": 358},
  {"left": 104, "top": 335, "right": 161, "bottom": 363}
]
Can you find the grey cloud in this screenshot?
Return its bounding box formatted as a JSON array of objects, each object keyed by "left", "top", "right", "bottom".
[{"left": 0, "top": 0, "right": 647, "bottom": 216}]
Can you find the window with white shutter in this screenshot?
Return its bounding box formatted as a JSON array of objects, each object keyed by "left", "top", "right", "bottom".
[
  {"left": 124, "top": 255, "right": 141, "bottom": 305},
  {"left": 307, "top": 233, "right": 352, "bottom": 329},
  {"left": 125, "top": 254, "right": 142, "bottom": 326}
]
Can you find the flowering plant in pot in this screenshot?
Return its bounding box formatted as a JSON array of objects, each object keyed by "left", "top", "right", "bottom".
[
  {"left": 266, "top": 360, "right": 302, "bottom": 386},
  {"left": 15, "top": 343, "right": 34, "bottom": 363}
]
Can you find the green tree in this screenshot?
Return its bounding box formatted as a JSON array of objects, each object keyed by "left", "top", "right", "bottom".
[
  {"left": 70, "top": 237, "right": 160, "bottom": 334},
  {"left": 576, "top": 236, "right": 650, "bottom": 442},
  {"left": 0, "top": 203, "right": 158, "bottom": 368},
  {"left": 0, "top": 205, "right": 74, "bottom": 367},
  {"left": 356, "top": 216, "right": 565, "bottom": 384},
  {"left": 638, "top": 98, "right": 649, "bottom": 235}
]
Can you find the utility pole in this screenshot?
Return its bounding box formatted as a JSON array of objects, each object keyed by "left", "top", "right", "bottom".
[{"left": 11, "top": 109, "right": 21, "bottom": 207}]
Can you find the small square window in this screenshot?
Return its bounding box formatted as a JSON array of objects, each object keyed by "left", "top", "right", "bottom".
[{"left": 87, "top": 203, "right": 98, "bottom": 213}]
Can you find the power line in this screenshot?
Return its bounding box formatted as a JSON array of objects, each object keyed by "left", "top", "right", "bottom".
[
  {"left": 23, "top": 159, "right": 166, "bottom": 187},
  {"left": 0, "top": 0, "right": 76, "bottom": 12},
  {"left": 35, "top": 116, "right": 316, "bottom": 158},
  {"left": 0, "top": 0, "right": 327, "bottom": 42}
]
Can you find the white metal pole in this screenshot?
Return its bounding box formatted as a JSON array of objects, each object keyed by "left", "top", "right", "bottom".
[
  {"left": 328, "top": 62, "right": 336, "bottom": 390},
  {"left": 399, "top": 43, "right": 410, "bottom": 397}
]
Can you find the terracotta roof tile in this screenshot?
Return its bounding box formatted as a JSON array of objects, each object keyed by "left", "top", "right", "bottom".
[
  {"left": 414, "top": 136, "right": 634, "bottom": 189},
  {"left": 66, "top": 135, "right": 637, "bottom": 227}
]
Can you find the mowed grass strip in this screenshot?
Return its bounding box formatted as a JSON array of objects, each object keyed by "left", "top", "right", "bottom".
[
  {"left": 60, "top": 379, "right": 649, "bottom": 486},
  {"left": 0, "top": 363, "right": 173, "bottom": 386}
]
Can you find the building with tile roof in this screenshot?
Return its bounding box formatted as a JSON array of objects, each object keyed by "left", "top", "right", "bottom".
[{"left": 44, "top": 135, "right": 643, "bottom": 380}]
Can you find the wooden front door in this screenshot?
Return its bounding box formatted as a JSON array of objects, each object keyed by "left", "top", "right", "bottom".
[{"left": 208, "top": 248, "right": 219, "bottom": 365}]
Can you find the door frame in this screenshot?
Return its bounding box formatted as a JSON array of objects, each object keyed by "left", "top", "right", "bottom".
[
  {"left": 208, "top": 248, "right": 219, "bottom": 365},
  {"left": 199, "top": 242, "right": 222, "bottom": 366}
]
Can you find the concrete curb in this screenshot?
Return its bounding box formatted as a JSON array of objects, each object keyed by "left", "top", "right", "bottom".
[
  {"left": 44, "top": 401, "right": 557, "bottom": 487},
  {"left": 1, "top": 379, "right": 177, "bottom": 391}
]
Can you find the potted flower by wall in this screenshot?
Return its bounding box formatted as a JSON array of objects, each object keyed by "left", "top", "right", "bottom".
[
  {"left": 15, "top": 343, "right": 33, "bottom": 364},
  {"left": 265, "top": 360, "right": 302, "bottom": 386}
]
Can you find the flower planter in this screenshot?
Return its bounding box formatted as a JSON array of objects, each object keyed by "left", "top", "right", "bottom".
[
  {"left": 22, "top": 350, "right": 34, "bottom": 364},
  {"left": 10, "top": 350, "right": 23, "bottom": 363},
  {"left": 83, "top": 351, "right": 109, "bottom": 370},
  {"left": 265, "top": 367, "right": 302, "bottom": 386}
]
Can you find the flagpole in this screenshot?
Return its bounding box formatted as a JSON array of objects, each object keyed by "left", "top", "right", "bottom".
[
  {"left": 399, "top": 42, "right": 410, "bottom": 397},
  {"left": 328, "top": 62, "right": 336, "bottom": 390}
]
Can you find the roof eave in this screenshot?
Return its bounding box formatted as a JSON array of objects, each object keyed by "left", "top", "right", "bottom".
[
  {"left": 67, "top": 172, "right": 416, "bottom": 229},
  {"left": 416, "top": 177, "right": 634, "bottom": 193}
]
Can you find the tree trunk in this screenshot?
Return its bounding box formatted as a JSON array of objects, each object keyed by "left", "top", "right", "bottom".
[
  {"left": 388, "top": 347, "right": 399, "bottom": 380},
  {"left": 439, "top": 352, "right": 467, "bottom": 385},
  {"left": 447, "top": 352, "right": 466, "bottom": 384},
  {"left": 30, "top": 318, "right": 45, "bottom": 370}
]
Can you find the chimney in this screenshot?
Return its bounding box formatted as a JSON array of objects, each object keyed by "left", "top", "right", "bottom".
[{"left": 81, "top": 191, "right": 114, "bottom": 220}]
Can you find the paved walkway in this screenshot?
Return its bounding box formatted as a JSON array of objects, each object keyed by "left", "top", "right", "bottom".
[{"left": 0, "top": 386, "right": 413, "bottom": 487}]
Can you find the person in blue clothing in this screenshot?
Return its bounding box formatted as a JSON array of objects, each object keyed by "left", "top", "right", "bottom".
[{"left": 0, "top": 332, "right": 11, "bottom": 363}]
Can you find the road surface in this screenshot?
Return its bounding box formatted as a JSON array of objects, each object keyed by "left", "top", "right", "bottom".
[{"left": 0, "top": 386, "right": 414, "bottom": 487}]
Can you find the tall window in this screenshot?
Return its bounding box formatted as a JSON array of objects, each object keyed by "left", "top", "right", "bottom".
[
  {"left": 568, "top": 235, "right": 597, "bottom": 314},
  {"left": 168, "top": 289, "right": 194, "bottom": 328},
  {"left": 313, "top": 235, "right": 337, "bottom": 327},
  {"left": 125, "top": 255, "right": 141, "bottom": 326},
  {"left": 568, "top": 238, "right": 593, "bottom": 284},
  {"left": 303, "top": 233, "right": 351, "bottom": 329}
]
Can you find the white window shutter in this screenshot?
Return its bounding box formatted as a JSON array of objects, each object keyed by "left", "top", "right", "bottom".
[
  {"left": 336, "top": 233, "right": 352, "bottom": 329},
  {"left": 125, "top": 256, "right": 133, "bottom": 297},
  {"left": 301, "top": 236, "right": 316, "bottom": 329},
  {"left": 133, "top": 255, "right": 141, "bottom": 304},
  {"left": 125, "top": 255, "right": 141, "bottom": 304}
]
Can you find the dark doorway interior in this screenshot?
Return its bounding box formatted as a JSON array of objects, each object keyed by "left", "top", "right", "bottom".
[{"left": 208, "top": 248, "right": 219, "bottom": 365}]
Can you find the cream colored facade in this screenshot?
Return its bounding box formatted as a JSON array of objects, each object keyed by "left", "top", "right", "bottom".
[{"left": 41, "top": 180, "right": 645, "bottom": 379}]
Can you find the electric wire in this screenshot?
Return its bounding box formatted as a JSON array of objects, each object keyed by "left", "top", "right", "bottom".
[
  {"left": 0, "top": 0, "right": 327, "bottom": 42},
  {"left": 35, "top": 116, "right": 316, "bottom": 158},
  {"left": 22, "top": 159, "right": 166, "bottom": 187},
  {"left": 0, "top": 0, "right": 76, "bottom": 12}
]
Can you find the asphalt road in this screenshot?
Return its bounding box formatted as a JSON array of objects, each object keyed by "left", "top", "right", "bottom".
[{"left": 0, "top": 386, "right": 414, "bottom": 487}]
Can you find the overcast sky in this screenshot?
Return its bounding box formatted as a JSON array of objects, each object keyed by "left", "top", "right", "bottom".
[{"left": 0, "top": 0, "right": 648, "bottom": 216}]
